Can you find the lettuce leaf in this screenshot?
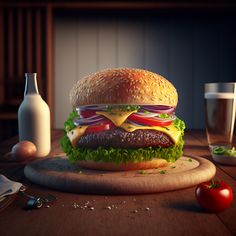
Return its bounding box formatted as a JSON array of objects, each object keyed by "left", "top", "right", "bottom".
[
  {"left": 63, "top": 110, "right": 78, "bottom": 132},
  {"left": 60, "top": 110, "right": 185, "bottom": 164}
]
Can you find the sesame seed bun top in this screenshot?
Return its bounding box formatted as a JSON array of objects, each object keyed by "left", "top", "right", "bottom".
[{"left": 69, "top": 68, "right": 178, "bottom": 108}]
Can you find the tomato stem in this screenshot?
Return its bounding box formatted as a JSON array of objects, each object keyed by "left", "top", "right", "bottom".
[{"left": 209, "top": 179, "right": 220, "bottom": 188}]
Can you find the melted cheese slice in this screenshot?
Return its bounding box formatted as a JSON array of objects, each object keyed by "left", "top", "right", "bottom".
[
  {"left": 97, "top": 110, "right": 181, "bottom": 144},
  {"left": 96, "top": 110, "right": 136, "bottom": 126},
  {"left": 121, "top": 122, "right": 181, "bottom": 145},
  {"left": 67, "top": 110, "right": 181, "bottom": 147},
  {"left": 67, "top": 126, "right": 88, "bottom": 147}
]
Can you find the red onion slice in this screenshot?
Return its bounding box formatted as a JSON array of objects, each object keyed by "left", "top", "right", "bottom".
[
  {"left": 76, "top": 105, "right": 107, "bottom": 111},
  {"left": 141, "top": 106, "right": 175, "bottom": 114},
  {"left": 136, "top": 112, "right": 160, "bottom": 117},
  {"left": 73, "top": 115, "right": 106, "bottom": 126}
]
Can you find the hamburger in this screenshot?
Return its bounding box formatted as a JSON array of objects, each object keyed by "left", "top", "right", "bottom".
[{"left": 60, "top": 68, "right": 185, "bottom": 171}]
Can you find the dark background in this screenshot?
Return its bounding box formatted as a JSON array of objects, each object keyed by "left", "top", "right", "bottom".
[{"left": 0, "top": 0, "right": 236, "bottom": 141}]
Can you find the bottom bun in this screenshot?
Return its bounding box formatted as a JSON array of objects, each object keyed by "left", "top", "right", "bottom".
[{"left": 77, "top": 159, "right": 168, "bottom": 171}]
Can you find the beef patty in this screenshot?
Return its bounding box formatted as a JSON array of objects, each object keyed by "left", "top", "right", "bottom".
[{"left": 77, "top": 128, "right": 173, "bottom": 149}]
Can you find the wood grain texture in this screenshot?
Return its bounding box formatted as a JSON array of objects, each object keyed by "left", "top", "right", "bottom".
[
  {"left": 1, "top": 2, "right": 236, "bottom": 9},
  {"left": 0, "top": 130, "right": 236, "bottom": 235},
  {"left": 192, "top": 17, "right": 219, "bottom": 129},
  {"left": 98, "top": 17, "right": 117, "bottom": 70},
  {"left": 24, "top": 155, "right": 216, "bottom": 194},
  {"left": 0, "top": 194, "right": 17, "bottom": 213},
  {"left": 54, "top": 15, "right": 77, "bottom": 129},
  {"left": 7, "top": 9, "right": 14, "bottom": 79},
  {"left": 144, "top": 15, "right": 169, "bottom": 78},
  {"left": 35, "top": 9, "right": 42, "bottom": 90},
  {"left": 77, "top": 18, "right": 98, "bottom": 77},
  {"left": 0, "top": 9, "right": 4, "bottom": 104},
  {"left": 45, "top": 6, "right": 54, "bottom": 127},
  {"left": 26, "top": 9, "right": 33, "bottom": 73},
  {"left": 117, "top": 17, "right": 144, "bottom": 68},
  {"left": 17, "top": 9, "right": 23, "bottom": 79}
]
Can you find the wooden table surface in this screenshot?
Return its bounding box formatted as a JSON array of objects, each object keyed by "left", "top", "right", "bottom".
[{"left": 0, "top": 130, "right": 236, "bottom": 236}]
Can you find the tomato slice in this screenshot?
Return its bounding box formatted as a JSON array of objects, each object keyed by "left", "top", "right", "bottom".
[
  {"left": 85, "top": 121, "right": 116, "bottom": 134},
  {"left": 128, "top": 114, "right": 172, "bottom": 127},
  {"left": 79, "top": 110, "right": 97, "bottom": 118}
]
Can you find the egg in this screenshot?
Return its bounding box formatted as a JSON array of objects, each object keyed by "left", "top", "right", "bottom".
[{"left": 11, "top": 141, "right": 37, "bottom": 162}]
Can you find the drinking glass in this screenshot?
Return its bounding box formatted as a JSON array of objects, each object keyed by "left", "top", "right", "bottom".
[{"left": 204, "top": 82, "right": 236, "bottom": 150}]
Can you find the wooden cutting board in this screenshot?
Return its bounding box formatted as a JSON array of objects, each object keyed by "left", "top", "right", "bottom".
[{"left": 24, "top": 155, "right": 216, "bottom": 195}]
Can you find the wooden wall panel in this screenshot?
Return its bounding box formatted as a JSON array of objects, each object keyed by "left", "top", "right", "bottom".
[
  {"left": 54, "top": 14, "right": 236, "bottom": 129},
  {"left": 169, "top": 17, "right": 193, "bottom": 128},
  {"left": 219, "top": 16, "right": 236, "bottom": 83},
  {"left": 35, "top": 9, "right": 42, "bottom": 91},
  {"left": 144, "top": 16, "right": 169, "bottom": 78},
  {"left": 98, "top": 17, "right": 117, "bottom": 70},
  {"left": 26, "top": 9, "right": 33, "bottom": 73},
  {"left": 77, "top": 19, "right": 98, "bottom": 79},
  {"left": 46, "top": 6, "right": 54, "bottom": 126},
  {"left": 193, "top": 17, "right": 219, "bottom": 129},
  {"left": 7, "top": 9, "right": 14, "bottom": 80},
  {"left": 17, "top": 9, "right": 23, "bottom": 80},
  {"left": 0, "top": 7, "right": 50, "bottom": 104},
  {"left": 0, "top": 6, "right": 54, "bottom": 140},
  {"left": 0, "top": 9, "right": 4, "bottom": 104},
  {"left": 54, "top": 16, "right": 77, "bottom": 128},
  {"left": 117, "top": 18, "right": 144, "bottom": 68},
  {"left": 0, "top": 3, "right": 236, "bottom": 137}
]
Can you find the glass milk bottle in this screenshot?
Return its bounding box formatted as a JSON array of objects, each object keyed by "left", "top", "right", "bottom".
[{"left": 18, "top": 73, "right": 51, "bottom": 157}]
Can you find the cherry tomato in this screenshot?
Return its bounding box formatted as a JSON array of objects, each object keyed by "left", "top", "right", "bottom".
[
  {"left": 85, "top": 121, "right": 116, "bottom": 134},
  {"left": 78, "top": 110, "right": 97, "bottom": 118},
  {"left": 195, "top": 180, "right": 233, "bottom": 213},
  {"left": 128, "top": 114, "right": 172, "bottom": 127}
]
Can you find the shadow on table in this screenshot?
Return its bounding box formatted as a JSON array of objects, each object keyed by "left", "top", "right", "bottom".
[
  {"left": 164, "top": 200, "right": 204, "bottom": 213},
  {"left": 184, "top": 145, "right": 208, "bottom": 151}
]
